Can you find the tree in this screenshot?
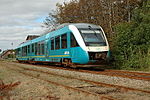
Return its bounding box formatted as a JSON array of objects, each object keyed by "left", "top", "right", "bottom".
[
  {"left": 43, "top": 0, "right": 142, "bottom": 40},
  {"left": 112, "top": 0, "right": 150, "bottom": 70}
]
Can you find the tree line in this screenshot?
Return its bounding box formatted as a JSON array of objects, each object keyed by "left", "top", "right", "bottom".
[
  {"left": 43, "top": 0, "right": 150, "bottom": 70},
  {"left": 112, "top": 0, "right": 150, "bottom": 70},
  {"left": 44, "top": 0, "right": 143, "bottom": 38}
]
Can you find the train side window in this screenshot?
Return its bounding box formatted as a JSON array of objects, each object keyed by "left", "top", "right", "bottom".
[
  {"left": 24, "top": 46, "right": 27, "bottom": 56},
  {"left": 21, "top": 47, "right": 24, "bottom": 56},
  {"left": 32, "top": 44, "right": 34, "bottom": 53},
  {"left": 35, "top": 43, "right": 38, "bottom": 55},
  {"left": 55, "top": 36, "right": 60, "bottom": 50},
  {"left": 18, "top": 48, "right": 21, "bottom": 56},
  {"left": 22, "top": 46, "right": 26, "bottom": 56},
  {"left": 27, "top": 45, "right": 30, "bottom": 54},
  {"left": 26, "top": 46, "right": 27, "bottom": 56},
  {"left": 37, "top": 42, "right": 41, "bottom": 55},
  {"left": 41, "top": 41, "right": 45, "bottom": 55},
  {"left": 71, "top": 33, "right": 79, "bottom": 47},
  {"left": 51, "top": 38, "right": 54, "bottom": 50},
  {"left": 61, "top": 34, "right": 67, "bottom": 49}
]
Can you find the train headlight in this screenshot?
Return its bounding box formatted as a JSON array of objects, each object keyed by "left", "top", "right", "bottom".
[{"left": 88, "top": 52, "right": 107, "bottom": 60}]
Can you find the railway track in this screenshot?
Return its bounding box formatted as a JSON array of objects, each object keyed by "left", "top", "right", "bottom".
[
  {"left": 7, "top": 66, "right": 117, "bottom": 100},
  {"left": 19, "top": 62, "right": 150, "bottom": 81},
  {"left": 20, "top": 67, "right": 150, "bottom": 94},
  {"left": 58, "top": 67, "right": 150, "bottom": 81},
  {"left": 6, "top": 62, "right": 150, "bottom": 100},
  {"left": 99, "top": 69, "right": 150, "bottom": 81}
]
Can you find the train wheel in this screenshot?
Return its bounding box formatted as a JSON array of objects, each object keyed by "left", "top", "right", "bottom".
[{"left": 62, "top": 58, "right": 76, "bottom": 68}]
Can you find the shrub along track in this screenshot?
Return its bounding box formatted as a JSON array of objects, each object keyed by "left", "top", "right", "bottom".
[{"left": 6, "top": 62, "right": 150, "bottom": 99}]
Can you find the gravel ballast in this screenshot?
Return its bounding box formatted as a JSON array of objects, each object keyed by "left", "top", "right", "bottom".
[{"left": 0, "top": 61, "right": 150, "bottom": 100}]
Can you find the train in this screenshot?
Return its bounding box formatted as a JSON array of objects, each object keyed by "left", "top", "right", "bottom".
[{"left": 16, "top": 23, "right": 110, "bottom": 67}]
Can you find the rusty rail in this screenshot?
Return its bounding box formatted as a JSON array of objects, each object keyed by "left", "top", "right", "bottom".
[
  {"left": 7, "top": 66, "right": 117, "bottom": 100},
  {"left": 15, "top": 62, "right": 150, "bottom": 81},
  {"left": 101, "top": 96, "right": 117, "bottom": 100},
  {"left": 13, "top": 66, "right": 150, "bottom": 94},
  {"left": 107, "top": 70, "right": 150, "bottom": 76},
  {"left": 101, "top": 70, "right": 150, "bottom": 81}
]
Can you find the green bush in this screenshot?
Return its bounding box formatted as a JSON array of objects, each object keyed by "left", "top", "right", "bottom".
[{"left": 112, "top": 1, "right": 150, "bottom": 70}]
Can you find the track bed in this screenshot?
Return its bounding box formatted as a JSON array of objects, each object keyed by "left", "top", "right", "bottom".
[{"left": 0, "top": 60, "right": 150, "bottom": 100}]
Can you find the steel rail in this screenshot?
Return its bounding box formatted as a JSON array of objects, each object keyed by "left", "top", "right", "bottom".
[
  {"left": 9, "top": 62, "right": 150, "bottom": 93},
  {"left": 14, "top": 66, "right": 150, "bottom": 94},
  {"left": 106, "top": 70, "right": 150, "bottom": 76},
  {"left": 14, "top": 62, "right": 150, "bottom": 81},
  {"left": 7, "top": 66, "right": 117, "bottom": 100},
  {"left": 24, "top": 62, "right": 150, "bottom": 81},
  {"left": 23, "top": 68, "right": 150, "bottom": 94}
]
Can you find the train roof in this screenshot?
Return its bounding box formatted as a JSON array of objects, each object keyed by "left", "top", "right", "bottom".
[
  {"left": 16, "top": 23, "right": 101, "bottom": 49},
  {"left": 56, "top": 23, "right": 100, "bottom": 30}
]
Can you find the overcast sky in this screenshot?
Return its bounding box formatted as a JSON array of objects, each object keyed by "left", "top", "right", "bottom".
[{"left": 0, "top": 0, "right": 70, "bottom": 52}]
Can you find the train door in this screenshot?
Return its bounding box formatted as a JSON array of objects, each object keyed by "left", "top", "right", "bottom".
[
  {"left": 70, "top": 32, "right": 80, "bottom": 63},
  {"left": 45, "top": 39, "right": 49, "bottom": 59}
]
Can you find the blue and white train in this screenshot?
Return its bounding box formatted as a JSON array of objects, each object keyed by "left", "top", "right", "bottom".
[{"left": 16, "top": 23, "right": 110, "bottom": 67}]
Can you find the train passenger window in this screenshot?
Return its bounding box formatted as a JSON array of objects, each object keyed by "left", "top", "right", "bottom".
[
  {"left": 32, "top": 44, "right": 34, "bottom": 53},
  {"left": 27, "top": 45, "right": 30, "bottom": 53},
  {"left": 18, "top": 48, "right": 21, "bottom": 56},
  {"left": 51, "top": 38, "right": 54, "bottom": 50},
  {"left": 22, "top": 47, "right": 23, "bottom": 56},
  {"left": 55, "top": 36, "right": 60, "bottom": 49},
  {"left": 37, "top": 42, "right": 41, "bottom": 55},
  {"left": 23, "top": 46, "right": 27, "bottom": 56},
  {"left": 61, "top": 34, "right": 67, "bottom": 49},
  {"left": 41, "top": 41, "right": 45, "bottom": 55},
  {"left": 35, "top": 43, "right": 38, "bottom": 55},
  {"left": 71, "top": 33, "right": 79, "bottom": 47},
  {"left": 25, "top": 46, "right": 27, "bottom": 56}
]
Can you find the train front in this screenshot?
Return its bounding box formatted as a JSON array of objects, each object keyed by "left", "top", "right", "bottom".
[{"left": 69, "top": 23, "right": 110, "bottom": 65}]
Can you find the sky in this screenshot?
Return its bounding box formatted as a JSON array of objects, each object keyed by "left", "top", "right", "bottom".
[{"left": 0, "top": 0, "right": 70, "bottom": 52}]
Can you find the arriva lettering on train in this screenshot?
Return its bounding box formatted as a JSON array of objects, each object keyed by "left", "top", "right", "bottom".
[{"left": 64, "top": 51, "right": 70, "bottom": 54}]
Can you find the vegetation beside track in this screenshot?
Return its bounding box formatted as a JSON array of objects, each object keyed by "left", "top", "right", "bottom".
[{"left": 112, "top": 1, "right": 150, "bottom": 71}]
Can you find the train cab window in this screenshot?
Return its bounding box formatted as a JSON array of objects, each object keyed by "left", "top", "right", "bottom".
[
  {"left": 61, "top": 34, "right": 67, "bottom": 49},
  {"left": 51, "top": 38, "right": 54, "bottom": 50},
  {"left": 71, "top": 33, "right": 79, "bottom": 47},
  {"left": 55, "top": 36, "right": 60, "bottom": 49},
  {"left": 80, "top": 29, "right": 106, "bottom": 46}
]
